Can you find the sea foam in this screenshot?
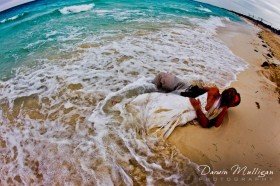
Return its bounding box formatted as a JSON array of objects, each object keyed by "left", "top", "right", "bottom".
[
  {"left": 0, "top": 13, "right": 26, "bottom": 24},
  {"left": 197, "top": 6, "right": 212, "bottom": 13},
  {"left": 59, "top": 4, "right": 95, "bottom": 15}
]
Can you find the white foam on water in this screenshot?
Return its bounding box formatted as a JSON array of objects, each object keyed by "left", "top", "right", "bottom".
[
  {"left": 191, "top": 16, "right": 230, "bottom": 34},
  {"left": 0, "top": 16, "right": 245, "bottom": 185},
  {"left": 197, "top": 6, "right": 212, "bottom": 13},
  {"left": 0, "top": 13, "right": 25, "bottom": 24},
  {"left": 94, "top": 9, "right": 113, "bottom": 16},
  {"left": 94, "top": 9, "right": 146, "bottom": 21},
  {"left": 59, "top": 4, "right": 95, "bottom": 15},
  {"left": 45, "top": 30, "right": 58, "bottom": 38}
]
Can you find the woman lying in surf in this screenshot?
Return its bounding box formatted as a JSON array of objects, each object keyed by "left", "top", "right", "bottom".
[{"left": 152, "top": 72, "right": 241, "bottom": 128}]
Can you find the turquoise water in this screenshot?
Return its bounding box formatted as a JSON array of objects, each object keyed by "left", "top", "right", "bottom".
[
  {"left": 0, "top": 0, "right": 247, "bottom": 185},
  {"left": 0, "top": 0, "right": 240, "bottom": 80}
]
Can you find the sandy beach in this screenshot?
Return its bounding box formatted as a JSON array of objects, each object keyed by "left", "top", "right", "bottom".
[{"left": 168, "top": 20, "right": 280, "bottom": 185}]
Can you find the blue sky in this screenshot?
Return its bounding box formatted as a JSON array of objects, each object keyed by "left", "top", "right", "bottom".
[
  {"left": 197, "top": 0, "right": 280, "bottom": 29},
  {"left": 0, "top": 0, "right": 34, "bottom": 12}
]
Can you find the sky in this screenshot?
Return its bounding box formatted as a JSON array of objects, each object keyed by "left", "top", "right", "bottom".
[
  {"left": 0, "top": 0, "right": 34, "bottom": 12},
  {"left": 197, "top": 0, "right": 280, "bottom": 29}
]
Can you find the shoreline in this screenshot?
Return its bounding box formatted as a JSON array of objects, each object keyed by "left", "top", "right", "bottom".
[
  {"left": 168, "top": 20, "right": 280, "bottom": 185},
  {"left": 197, "top": 0, "right": 280, "bottom": 34},
  {"left": 228, "top": 11, "right": 280, "bottom": 35}
]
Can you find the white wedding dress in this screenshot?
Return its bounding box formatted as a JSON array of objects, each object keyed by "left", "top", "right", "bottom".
[{"left": 127, "top": 92, "right": 222, "bottom": 138}]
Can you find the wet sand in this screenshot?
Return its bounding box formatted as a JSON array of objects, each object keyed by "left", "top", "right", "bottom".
[{"left": 168, "top": 20, "right": 280, "bottom": 185}]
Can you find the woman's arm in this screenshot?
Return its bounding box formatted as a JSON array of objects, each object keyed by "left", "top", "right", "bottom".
[
  {"left": 190, "top": 98, "right": 210, "bottom": 128},
  {"left": 211, "top": 107, "right": 228, "bottom": 127},
  {"left": 190, "top": 98, "right": 228, "bottom": 128},
  {"left": 194, "top": 106, "right": 211, "bottom": 128}
]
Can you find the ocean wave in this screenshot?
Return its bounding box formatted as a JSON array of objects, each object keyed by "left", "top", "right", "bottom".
[
  {"left": 59, "top": 4, "right": 95, "bottom": 15},
  {"left": 191, "top": 16, "right": 230, "bottom": 34},
  {"left": 0, "top": 13, "right": 26, "bottom": 24},
  {"left": 197, "top": 6, "right": 212, "bottom": 13},
  {"left": 94, "top": 9, "right": 146, "bottom": 22}
]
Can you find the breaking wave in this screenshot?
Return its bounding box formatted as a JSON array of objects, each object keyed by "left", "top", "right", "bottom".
[
  {"left": 197, "top": 6, "right": 212, "bottom": 13},
  {"left": 59, "top": 4, "right": 95, "bottom": 15},
  {"left": 0, "top": 13, "right": 26, "bottom": 24}
]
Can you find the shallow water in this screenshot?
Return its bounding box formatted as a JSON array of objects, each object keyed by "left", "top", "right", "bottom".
[{"left": 0, "top": 0, "right": 246, "bottom": 185}]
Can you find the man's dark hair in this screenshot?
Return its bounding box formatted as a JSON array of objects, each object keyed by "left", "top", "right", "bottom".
[
  {"left": 180, "top": 85, "right": 207, "bottom": 98},
  {"left": 221, "top": 88, "right": 241, "bottom": 107}
]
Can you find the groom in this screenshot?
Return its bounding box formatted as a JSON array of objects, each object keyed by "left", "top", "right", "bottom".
[{"left": 153, "top": 72, "right": 207, "bottom": 98}]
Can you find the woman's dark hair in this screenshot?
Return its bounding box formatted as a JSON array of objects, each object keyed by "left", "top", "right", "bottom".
[{"left": 221, "top": 88, "right": 241, "bottom": 107}]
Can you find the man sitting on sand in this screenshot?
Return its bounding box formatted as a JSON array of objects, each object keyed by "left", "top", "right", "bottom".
[{"left": 153, "top": 72, "right": 241, "bottom": 128}]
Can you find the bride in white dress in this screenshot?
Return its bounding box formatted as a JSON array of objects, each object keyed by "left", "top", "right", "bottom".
[{"left": 126, "top": 90, "right": 223, "bottom": 139}]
